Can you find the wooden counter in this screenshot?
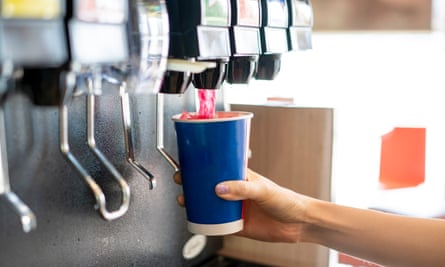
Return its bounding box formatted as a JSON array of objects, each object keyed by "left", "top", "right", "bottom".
[{"left": 220, "top": 104, "right": 334, "bottom": 267}]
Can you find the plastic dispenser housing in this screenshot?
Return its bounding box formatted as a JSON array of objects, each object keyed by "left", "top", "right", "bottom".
[
  {"left": 0, "top": 0, "right": 69, "bottom": 105},
  {"left": 256, "top": 0, "right": 289, "bottom": 80},
  {"left": 226, "top": 0, "right": 262, "bottom": 84},
  {"left": 125, "top": 0, "right": 169, "bottom": 94},
  {"left": 286, "top": 0, "right": 313, "bottom": 51},
  {"left": 68, "top": 0, "right": 129, "bottom": 68},
  {"left": 163, "top": 0, "right": 232, "bottom": 91}
]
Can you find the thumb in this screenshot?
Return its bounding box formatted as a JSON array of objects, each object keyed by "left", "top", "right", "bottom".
[{"left": 215, "top": 180, "right": 262, "bottom": 201}]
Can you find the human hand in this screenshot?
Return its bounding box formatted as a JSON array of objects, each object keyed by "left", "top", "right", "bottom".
[
  {"left": 215, "top": 169, "right": 311, "bottom": 242},
  {"left": 174, "top": 169, "right": 311, "bottom": 243}
]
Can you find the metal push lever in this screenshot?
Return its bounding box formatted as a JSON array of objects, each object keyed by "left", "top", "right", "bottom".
[
  {"left": 100, "top": 72, "right": 156, "bottom": 189},
  {"left": 120, "top": 84, "right": 156, "bottom": 189},
  {"left": 0, "top": 106, "right": 37, "bottom": 233},
  {"left": 60, "top": 73, "right": 130, "bottom": 221},
  {"left": 0, "top": 62, "right": 36, "bottom": 233},
  {"left": 156, "top": 93, "right": 179, "bottom": 172}
]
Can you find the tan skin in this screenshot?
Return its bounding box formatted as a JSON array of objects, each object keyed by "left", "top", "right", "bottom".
[{"left": 174, "top": 169, "right": 445, "bottom": 267}]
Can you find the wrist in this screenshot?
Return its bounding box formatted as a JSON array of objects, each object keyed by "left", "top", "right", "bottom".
[{"left": 299, "top": 198, "right": 334, "bottom": 244}]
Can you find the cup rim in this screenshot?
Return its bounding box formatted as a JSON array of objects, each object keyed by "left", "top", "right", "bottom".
[{"left": 172, "top": 111, "right": 253, "bottom": 123}]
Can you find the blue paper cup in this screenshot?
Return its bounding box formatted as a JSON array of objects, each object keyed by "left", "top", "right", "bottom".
[{"left": 172, "top": 111, "right": 253, "bottom": 236}]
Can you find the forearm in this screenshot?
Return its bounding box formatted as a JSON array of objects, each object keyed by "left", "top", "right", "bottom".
[{"left": 301, "top": 199, "right": 445, "bottom": 267}]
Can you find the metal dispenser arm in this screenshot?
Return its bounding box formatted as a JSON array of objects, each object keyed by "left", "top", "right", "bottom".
[
  {"left": 100, "top": 70, "right": 156, "bottom": 189},
  {"left": 0, "top": 106, "right": 37, "bottom": 233},
  {"left": 120, "top": 83, "right": 156, "bottom": 189},
  {"left": 60, "top": 72, "right": 130, "bottom": 221},
  {"left": 156, "top": 93, "right": 179, "bottom": 172}
]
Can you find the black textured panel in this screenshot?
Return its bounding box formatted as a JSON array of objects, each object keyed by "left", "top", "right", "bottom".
[{"left": 0, "top": 87, "right": 224, "bottom": 267}]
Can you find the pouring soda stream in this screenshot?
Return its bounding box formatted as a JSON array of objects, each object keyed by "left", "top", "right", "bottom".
[
  {"left": 180, "top": 89, "right": 217, "bottom": 119},
  {"left": 197, "top": 89, "right": 217, "bottom": 119}
]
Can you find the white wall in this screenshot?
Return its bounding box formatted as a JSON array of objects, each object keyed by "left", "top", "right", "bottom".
[{"left": 224, "top": 32, "right": 445, "bottom": 265}]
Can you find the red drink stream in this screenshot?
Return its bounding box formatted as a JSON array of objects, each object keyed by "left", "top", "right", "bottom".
[
  {"left": 180, "top": 89, "right": 216, "bottom": 119},
  {"left": 197, "top": 89, "right": 216, "bottom": 119}
]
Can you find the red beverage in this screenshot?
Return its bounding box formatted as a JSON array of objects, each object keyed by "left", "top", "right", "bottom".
[
  {"left": 179, "top": 89, "right": 217, "bottom": 119},
  {"left": 178, "top": 111, "right": 242, "bottom": 120},
  {"left": 197, "top": 89, "right": 216, "bottom": 119}
]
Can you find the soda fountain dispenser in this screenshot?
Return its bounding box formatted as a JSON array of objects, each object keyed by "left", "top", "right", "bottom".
[
  {"left": 226, "top": 0, "right": 262, "bottom": 84},
  {"left": 0, "top": 1, "right": 225, "bottom": 265},
  {"left": 60, "top": 0, "right": 131, "bottom": 221},
  {"left": 256, "top": 0, "right": 289, "bottom": 80},
  {"left": 0, "top": 0, "right": 69, "bottom": 232}
]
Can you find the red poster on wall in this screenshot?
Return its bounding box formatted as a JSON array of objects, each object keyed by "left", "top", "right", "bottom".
[{"left": 379, "top": 127, "right": 426, "bottom": 189}]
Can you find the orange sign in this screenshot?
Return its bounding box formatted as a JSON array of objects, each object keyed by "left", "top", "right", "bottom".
[{"left": 379, "top": 127, "right": 426, "bottom": 189}]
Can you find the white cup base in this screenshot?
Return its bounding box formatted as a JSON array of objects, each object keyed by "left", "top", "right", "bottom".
[{"left": 187, "top": 219, "right": 243, "bottom": 236}]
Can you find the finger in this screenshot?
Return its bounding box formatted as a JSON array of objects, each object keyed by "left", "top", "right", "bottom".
[
  {"left": 173, "top": 171, "right": 182, "bottom": 185},
  {"left": 215, "top": 180, "right": 263, "bottom": 201},
  {"left": 176, "top": 194, "right": 185, "bottom": 207}
]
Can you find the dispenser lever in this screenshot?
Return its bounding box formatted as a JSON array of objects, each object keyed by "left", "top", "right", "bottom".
[
  {"left": 0, "top": 105, "right": 37, "bottom": 233},
  {"left": 60, "top": 73, "right": 130, "bottom": 221},
  {"left": 156, "top": 93, "right": 179, "bottom": 172},
  {"left": 120, "top": 85, "right": 156, "bottom": 189}
]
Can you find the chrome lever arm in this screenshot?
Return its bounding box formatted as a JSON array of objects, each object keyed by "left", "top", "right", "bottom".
[
  {"left": 120, "top": 84, "right": 156, "bottom": 189},
  {"left": 0, "top": 103, "right": 36, "bottom": 232},
  {"left": 156, "top": 93, "right": 179, "bottom": 172},
  {"left": 60, "top": 72, "right": 130, "bottom": 221}
]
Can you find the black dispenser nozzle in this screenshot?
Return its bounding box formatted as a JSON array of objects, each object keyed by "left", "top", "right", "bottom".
[
  {"left": 163, "top": 0, "right": 232, "bottom": 92},
  {"left": 192, "top": 59, "right": 228, "bottom": 90}
]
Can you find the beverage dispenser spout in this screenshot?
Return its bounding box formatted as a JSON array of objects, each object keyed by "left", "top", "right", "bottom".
[
  {"left": 192, "top": 59, "right": 228, "bottom": 90},
  {"left": 160, "top": 59, "right": 216, "bottom": 94}
]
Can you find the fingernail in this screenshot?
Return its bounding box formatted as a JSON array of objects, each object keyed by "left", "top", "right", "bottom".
[{"left": 216, "top": 184, "right": 229, "bottom": 194}]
